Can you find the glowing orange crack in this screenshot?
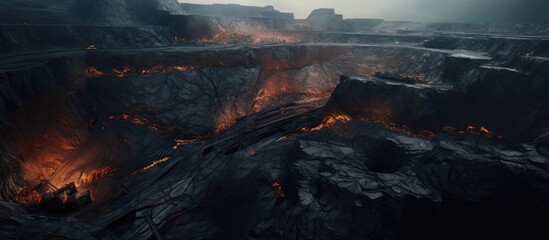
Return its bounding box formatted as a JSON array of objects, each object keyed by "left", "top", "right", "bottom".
[
  {"left": 105, "top": 114, "right": 159, "bottom": 130},
  {"left": 172, "top": 138, "right": 201, "bottom": 150},
  {"left": 444, "top": 125, "right": 502, "bottom": 138},
  {"left": 85, "top": 65, "right": 194, "bottom": 78},
  {"left": 79, "top": 166, "right": 117, "bottom": 186},
  {"left": 143, "top": 156, "right": 170, "bottom": 171},
  {"left": 301, "top": 114, "right": 352, "bottom": 132},
  {"left": 132, "top": 156, "right": 171, "bottom": 175}
]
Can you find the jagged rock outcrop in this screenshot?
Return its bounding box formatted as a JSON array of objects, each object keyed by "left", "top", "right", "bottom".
[
  {"left": 180, "top": 3, "right": 293, "bottom": 19},
  {"left": 0, "top": 0, "right": 185, "bottom": 26},
  {"left": 301, "top": 8, "right": 349, "bottom": 31},
  {"left": 0, "top": 25, "right": 174, "bottom": 51},
  {"left": 1, "top": 2, "right": 549, "bottom": 239},
  {"left": 378, "top": 21, "right": 549, "bottom": 36},
  {"left": 327, "top": 68, "right": 549, "bottom": 142}
]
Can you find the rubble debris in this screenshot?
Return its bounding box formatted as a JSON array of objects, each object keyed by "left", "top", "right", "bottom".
[{"left": 25, "top": 182, "right": 93, "bottom": 214}]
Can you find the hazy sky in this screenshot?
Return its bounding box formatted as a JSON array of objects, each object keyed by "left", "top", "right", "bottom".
[{"left": 179, "top": 0, "right": 549, "bottom": 23}]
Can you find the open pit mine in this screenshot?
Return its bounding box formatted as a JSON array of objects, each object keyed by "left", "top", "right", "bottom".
[{"left": 1, "top": 0, "right": 549, "bottom": 239}]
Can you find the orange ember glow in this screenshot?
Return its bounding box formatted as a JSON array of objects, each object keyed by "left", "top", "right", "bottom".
[
  {"left": 276, "top": 133, "right": 298, "bottom": 142},
  {"left": 383, "top": 122, "right": 436, "bottom": 139},
  {"left": 251, "top": 75, "right": 332, "bottom": 113},
  {"left": 85, "top": 67, "right": 106, "bottom": 77},
  {"left": 443, "top": 125, "right": 502, "bottom": 138},
  {"left": 346, "top": 106, "right": 435, "bottom": 139},
  {"left": 251, "top": 87, "right": 283, "bottom": 113},
  {"left": 191, "top": 31, "right": 302, "bottom": 44},
  {"left": 272, "top": 182, "right": 285, "bottom": 198},
  {"left": 172, "top": 138, "right": 201, "bottom": 150},
  {"left": 469, "top": 125, "right": 502, "bottom": 138},
  {"left": 16, "top": 189, "right": 42, "bottom": 206},
  {"left": 86, "top": 65, "right": 194, "bottom": 78},
  {"left": 174, "top": 65, "right": 193, "bottom": 72},
  {"left": 112, "top": 67, "right": 132, "bottom": 78},
  {"left": 479, "top": 127, "right": 490, "bottom": 135},
  {"left": 133, "top": 156, "right": 171, "bottom": 175},
  {"left": 193, "top": 33, "right": 225, "bottom": 43},
  {"left": 106, "top": 114, "right": 159, "bottom": 130},
  {"left": 214, "top": 120, "right": 235, "bottom": 134},
  {"left": 252, "top": 89, "right": 268, "bottom": 112},
  {"left": 79, "top": 166, "right": 117, "bottom": 186},
  {"left": 141, "top": 65, "right": 194, "bottom": 75},
  {"left": 143, "top": 156, "right": 170, "bottom": 171},
  {"left": 302, "top": 114, "right": 352, "bottom": 132},
  {"left": 213, "top": 97, "right": 249, "bottom": 134}
]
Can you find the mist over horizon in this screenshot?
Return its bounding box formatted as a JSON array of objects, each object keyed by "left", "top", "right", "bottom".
[{"left": 179, "top": 0, "right": 549, "bottom": 23}]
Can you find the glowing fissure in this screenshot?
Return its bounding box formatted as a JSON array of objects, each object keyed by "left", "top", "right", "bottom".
[
  {"left": 85, "top": 66, "right": 106, "bottom": 77},
  {"left": 85, "top": 65, "right": 195, "bottom": 78},
  {"left": 379, "top": 122, "right": 436, "bottom": 139},
  {"left": 301, "top": 114, "right": 352, "bottom": 132},
  {"left": 189, "top": 31, "right": 302, "bottom": 44},
  {"left": 172, "top": 138, "right": 203, "bottom": 150},
  {"left": 213, "top": 118, "right": 236, "bottom": 134},
  {"left": 443, "top": 125, "right": 503, "bottom": 138},
  {"left": 132, "top": 156, "right": 171, "bottom": 175},
  {"left": 79, "top": 166, "right": 117, "bottom": 186},
  {"left": 105, "top": 114, "right": 159, "bottom": 130},
  {"left": 16, "top": 165, "right": 116, "bottom": 206},
  {"left": 252, "top": 85, "right": 332, "bottom": 113},
  {"left": 143, "top": 156, "right": 170, "bottom": 171},
  {"left": 16, "top": 188, "right": 42, "bottom": 206}
]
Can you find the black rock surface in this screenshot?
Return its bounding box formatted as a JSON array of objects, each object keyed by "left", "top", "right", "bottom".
[{"left": 1, "top": 1, "right": 549, "bottom": 240}]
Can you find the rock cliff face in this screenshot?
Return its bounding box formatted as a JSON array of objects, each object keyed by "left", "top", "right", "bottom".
[
  {"left": 302, "top": 8, "right": 349, "bottom": 31},
  {"left": 79, "top": 44, "right": 446, "bottom": 135},
  {"left": 328, "top": 69, "right": 549, "bottom": 142},
  {"left": 180, "top": 3, "right": 293, "bottom": 19},
  {"left": 0, "top": 25, "right": 174, "bottom": 51},
  {"left": 151, "top": 0, "right": 184, "bottom": 14},
  {"left": 378, "top": 21, "right": 549, "bottom": 36},
  {"left": 167, "top": 14, "right": 295, "bottom": 41},
  {"left": 0, "top": 0, "right": 184, "bottom": 25},
  {"left": 1, "top": 1, "right": 549, "bottom": 239}
]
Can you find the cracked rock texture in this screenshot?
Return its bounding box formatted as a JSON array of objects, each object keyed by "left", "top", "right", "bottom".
[{"left": 1, "top": 1, "right": 549, "bottom": 240}]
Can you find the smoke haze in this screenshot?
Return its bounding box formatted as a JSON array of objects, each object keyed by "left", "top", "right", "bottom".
[{"left": 179, "top": 0, "right": 549, "bottom": 23}]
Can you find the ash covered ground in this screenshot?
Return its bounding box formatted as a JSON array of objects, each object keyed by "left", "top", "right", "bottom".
[{"left": 1, "top": 1, "right": 549, "bottom": 239}]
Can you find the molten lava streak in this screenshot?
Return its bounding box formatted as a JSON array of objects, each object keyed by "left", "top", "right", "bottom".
[
  {"left": 106, "top": 114, "right": 159, "bottom": 130},
  {"left": 382, "top": 123, "right": 436, "bottom": 139},
  {"left": 16, "top": 189, "right": 42, "bottom": 206},
  {"left": 351, "top": 106, "right": 436, "bottom": 139},
  {"left": 112, "top": 67, "right": 132, "bottom": 78},
  {"left": 469, "top": 125, "right": 502, "bottom": 138},
  {"left": 85, "top": 65, "right": 194, "bottom": 78},
  {"left": 85, "top": 67, "right": 106, "bottom": 77},
  {"left": 140, "top": 65, "right": 194, "bottom": 75},
  {"left": 133, "top": 156, "right": 171, "bottom": 175},
  {"left": 443, "top": 125, "right": 503, "bottom": 138},
  {"left": 213, "top": 97, "right": 251, "bottom": 134},
  {"left": 251, "top": 78, "right": 331, "bottom": 113},
  {"left": 214, "top": 118, "right": 236, "bottom": 134},
  {"left": 143, "top": 157, "right": 170, "bottom": 171},
  {"left": 173, "top": 138, "right": 202, "bottom": 150},
  {"left": 190, "top": 31, "right": 302, "bottom": 44},
  {"left": 302, "top": 114, "right": 352, "bottom": 132},
  {"left": 79, "top": 166, "right": 117, "bottom": 186}
]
